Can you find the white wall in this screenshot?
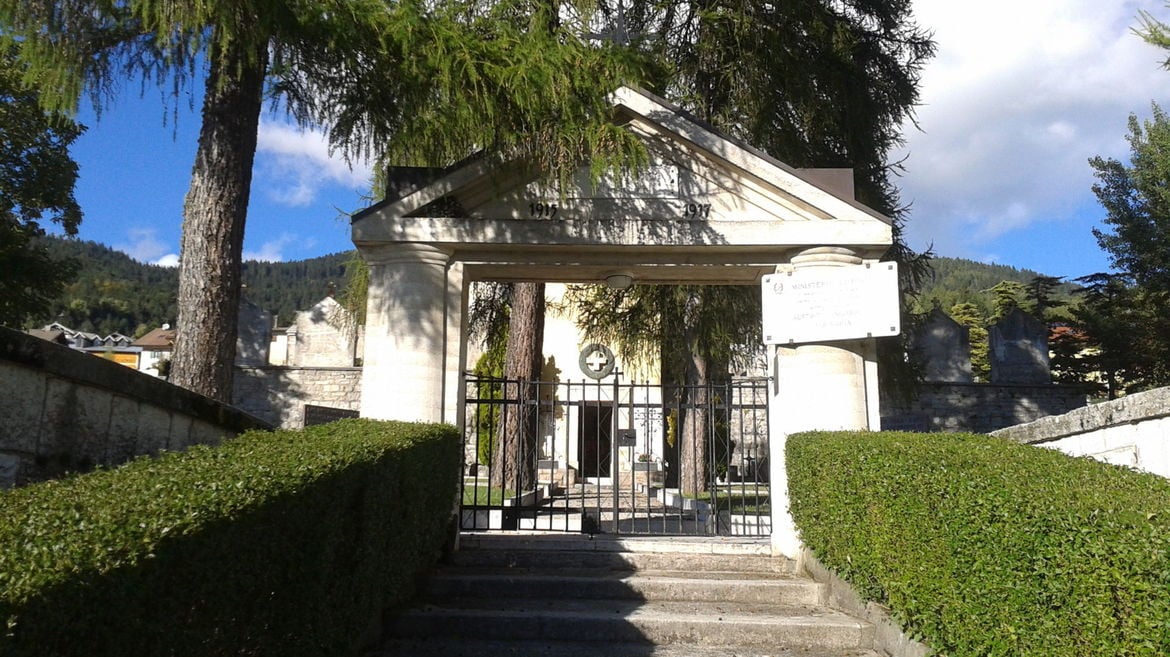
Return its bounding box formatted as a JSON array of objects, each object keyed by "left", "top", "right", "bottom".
[{"left": 993, "top": 387, "right": 1170, "bottom": 478}]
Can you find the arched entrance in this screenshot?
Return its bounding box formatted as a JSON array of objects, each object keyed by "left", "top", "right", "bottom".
[{"left": 351, "top": 87, "right": 897, "bottom": 557}]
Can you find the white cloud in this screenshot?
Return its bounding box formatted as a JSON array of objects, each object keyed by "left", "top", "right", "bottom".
[
  {"left": 255, "top": 121, "right": 374, "bottom": 207},
  {"left": 896, "top": 0, "right": 1169, "bottom": 261},
  {"left": 115, "top": 227, "right": 180, "bottom": 266},
  {"left": 244, "top": 233, "right": 312, "bottom": 263}
]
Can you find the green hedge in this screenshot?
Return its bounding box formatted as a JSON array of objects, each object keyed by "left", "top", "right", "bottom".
[
  {"left": 0, "top": 418, "right": 460, "bottom": 657},
  {"left": 788, "top": 431, "right": 1170, "bottom": 657}
]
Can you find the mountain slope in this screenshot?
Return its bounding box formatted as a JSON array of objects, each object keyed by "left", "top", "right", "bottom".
[
  {"left": 30, "top": 237, "right": 1073, "bottom": 336},
  {"left": 34, "top": 237, "right": 354, "bottom": 335}
]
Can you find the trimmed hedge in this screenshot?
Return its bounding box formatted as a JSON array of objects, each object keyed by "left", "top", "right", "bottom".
[
  {"left": 788, "top": 431, "right": 1170, "bottom": 657},
  {"left": 0, "top": 418, "right": 460, "bottom": 657}
]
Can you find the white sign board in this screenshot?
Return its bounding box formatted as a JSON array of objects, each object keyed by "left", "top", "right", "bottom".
[{"left": 762, "top": 262, "right": 900, "bottom": 345}]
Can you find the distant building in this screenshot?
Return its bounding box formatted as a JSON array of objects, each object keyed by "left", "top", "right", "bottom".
[
  {"left": 133, "top": 326, "right": 177, "bottom": 378},
  {"left": 34, "top": 323, "right": 142, "bottom": 369},
  {"left": 25, "top": 328, "right": 69, "bottom": 346}
]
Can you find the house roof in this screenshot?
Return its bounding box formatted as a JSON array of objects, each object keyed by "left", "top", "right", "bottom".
[
  {"left": 133, "top": 327, "right": 177, "bottom": 349},
  {"left": 27, "top": 329, "right": 69, "bottom": 345}
]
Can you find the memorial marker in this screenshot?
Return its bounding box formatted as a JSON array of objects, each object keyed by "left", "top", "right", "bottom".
[{"left": 762, "top": 262, "right": 900, "bottom": 344}]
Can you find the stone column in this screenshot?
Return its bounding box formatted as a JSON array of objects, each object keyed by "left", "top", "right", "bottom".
[
  {"left": 358, "top": 243, "right": 453, "bottom": 423},
  {"left": 768, "top": 246, "right": 877, "bottom": 558},
  {"left": 444, "top": 261, "right": 468, "bottom": 427}
]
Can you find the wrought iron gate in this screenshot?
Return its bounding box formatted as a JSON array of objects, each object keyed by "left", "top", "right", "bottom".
[{"left": 460, "top": 374, "right": 770, "bottom": 536}]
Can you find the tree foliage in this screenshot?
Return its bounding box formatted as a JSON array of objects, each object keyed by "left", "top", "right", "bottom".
[
  {"left": 1090, "top": 104, "right": 1170, "bottom": 294},
  {"left": 947, "top": 301, "right": 989, "bottom": 382},
  {"left": 1074, "top": 103, "right": 1170, "bottom": 394},
  {"left": 621, "top": 0, "right": 933, "bottom": 215},
  {"left": 26, "top": 237, "right": 354, "bottom": 335},
  {"left": 988, "top": 280, "right": 1026, "bottom": 322},
  {"left": 1066, "top": 273, "right": 1170, "bottom": 398},
  {"left": 1, "top": 0, "right": 647, "bottom": 401},
  {"left": 567, "top": 283, "right": 762, "bottom": 493},
  {"left": 1137, "top": 3, "right": 1170, "bottom": 70},
  {"left": 588, "top": 0, "right": 936, "bottom": 387},
  {"left": 0, "top": 46, "right": 83, "bottom": 328},
  {"left": 912, "top": 257, "right": 1071, "bottom": 318}
]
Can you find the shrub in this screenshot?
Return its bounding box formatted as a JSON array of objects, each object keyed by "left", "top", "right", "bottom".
[
  {"left": 787, "top": 431, "right": 1170, "bottom": 657},
  {"left": 0, "top": 418, "right": 460, "bottom": 657}
]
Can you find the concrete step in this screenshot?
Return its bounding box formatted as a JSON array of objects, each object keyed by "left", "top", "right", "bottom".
[
  {"left": 386, "top": 597, "right": 874, "bottom": 650},
  {"left": 424, "top": 569, "right": 825, "bottom": 605},
  {"left": 452, "top": 535, "right": 797, "bottom": 574},
  {"left": 459, "top": 533, "right": 773, "bottom": 555},
  {"left": 373, "top": 637, "right": 883, "bottom": 657},
  {"left": 376, "top": 536, "right": 875, "bottom": 657},
  {"left": 447, "top": 549, "right": 796, "bottom": 574}
]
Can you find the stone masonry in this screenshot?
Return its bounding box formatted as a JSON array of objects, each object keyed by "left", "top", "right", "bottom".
[
  {"left": 0, "top": 327, "right": 268, "bottom": 488},
  {"left": 233, "top": 366, "right": 362, "bottom": 429}
]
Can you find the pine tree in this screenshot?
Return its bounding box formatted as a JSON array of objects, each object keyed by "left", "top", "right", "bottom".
[
  {"left": 949, "top": 302, "right": 989, "bottom": 382},
  {"left": 2, "top": 0, "right": 644, "bottom": 402},
  {"left": 1025, "top": 275, "right": 1068, "bottom": 322},
  {"left": 989, "top": 280, "right": 1027, "bottom": 322},
  {"left": 557, "top": 0, "right": 934, "bottom": 492},
  {"left": 1081, "top": 103, "right": 1170, "bottom": 394}
]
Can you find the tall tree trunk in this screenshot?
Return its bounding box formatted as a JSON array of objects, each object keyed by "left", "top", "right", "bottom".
[
  {"left": 170, "top": 42, "right": 268, "bottom": 403},
  {"left": 491, "top": 281, "right": 545, "bottom": 493},
  {"left": 679, "top": 351, "right": 709, "bottom": 496}
]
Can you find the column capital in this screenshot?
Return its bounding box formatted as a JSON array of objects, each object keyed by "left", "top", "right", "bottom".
[
  {"left": 788, "top": 246, "right": 861, "bottom": 268},
  {"left": 357, "top": 242, "right": 453, "bottom": 268}
]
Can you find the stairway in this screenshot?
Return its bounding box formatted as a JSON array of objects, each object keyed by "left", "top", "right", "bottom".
[{"left": 372, "top": 534, "right": 881, "bottom": 657}]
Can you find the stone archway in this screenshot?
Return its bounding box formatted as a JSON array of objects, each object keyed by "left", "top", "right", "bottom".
[{"left": 350, "top": 87, "right": 896, "bottom": 557}]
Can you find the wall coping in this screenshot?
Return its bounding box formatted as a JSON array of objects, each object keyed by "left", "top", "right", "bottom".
[
  {"left": 236, "top": 365, "right": 362, "bottom": 373},
  {"left": 2, "top": 327, "right": 271, "bottom": 434},
  {"left": 912, "top": 381, "right": 1089, "bottom": 391},
  {"left": 992, "top": 386, "right": 1170, "bottom": 445},
  {"left": 798, "top": 548, "right": 930, "bottom": 657}
]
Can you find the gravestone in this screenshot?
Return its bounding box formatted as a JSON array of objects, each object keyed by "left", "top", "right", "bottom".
[
  {"left": 989, "top": 307, "right": 1050, "bottom": 384},
  {"left": 912, "top": 308, "right": 973, "bottom": 383},
  {"left": 292, "top": 297, "right": 358, "bottom": 367},
  {"left": 235, "top": 299, "right": 272, "bottom": 367}
]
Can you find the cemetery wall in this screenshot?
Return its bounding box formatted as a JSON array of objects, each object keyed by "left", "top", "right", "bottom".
[
  {"left": 992, "top": 386, "right": 1170, "bottom": 478},
  {"left": 0, "top": 327, "right": 268, "bottom": 488},
  {"left": 233, "top": 366, "right": 362, "bottom": 429},
  {"left": 881, "top": 383, "right": 1088, "bottom": 434}
]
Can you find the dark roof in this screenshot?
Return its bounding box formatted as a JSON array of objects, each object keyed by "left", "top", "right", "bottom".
[{"left": 26, "top": 329, "right": 69, "bottom": 345}]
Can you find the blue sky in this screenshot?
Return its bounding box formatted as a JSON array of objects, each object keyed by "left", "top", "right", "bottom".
[
  {"left": 71, "top": 90, "right": 373, "bottom": 266},
  {"left": 62, "top": 0, "right": 1170, "bottom": 282}
]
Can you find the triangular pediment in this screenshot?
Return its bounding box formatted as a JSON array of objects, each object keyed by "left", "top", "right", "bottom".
[{"left": 351, "top": 86, "right": 893, "bottom": 284}]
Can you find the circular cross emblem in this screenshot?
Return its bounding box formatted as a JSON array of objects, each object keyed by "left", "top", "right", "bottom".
[{"left": 579, "top": 343, "right": 616, "bottom": 380}]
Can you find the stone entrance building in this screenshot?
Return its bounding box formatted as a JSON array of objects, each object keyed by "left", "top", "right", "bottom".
[{"left": 351, "top": 87, "right": 898, "bottom": 556}]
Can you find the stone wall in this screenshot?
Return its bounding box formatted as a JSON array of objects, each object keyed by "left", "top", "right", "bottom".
[
  {"left": 992, "top": 387, "right": 1170, "bottom": 478},
  {"left": 233, "top": 366, "right": 362, "bottom": 429},
  {"left": 0, "top": 327, "right": 269, "bottom": 488},
  {"left": 882, "top": 382, "right": 1089, "bottom": 434}
]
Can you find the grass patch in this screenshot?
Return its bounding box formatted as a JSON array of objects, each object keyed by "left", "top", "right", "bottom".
[
  {"left": 686, "top": 486, "right": 771, "bottom": 514},
  {"left": 461, "top": 481, "right": 512, "bottom": 506}
]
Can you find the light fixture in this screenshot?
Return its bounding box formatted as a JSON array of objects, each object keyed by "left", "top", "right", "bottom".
[{"left": 604, "top": 272, "right": 634, "bottom": 290}]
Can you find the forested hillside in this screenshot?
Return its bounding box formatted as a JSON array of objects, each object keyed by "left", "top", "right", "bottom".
[
  {"left": 28, "top": 237, "right": 1076, "bottom": 338},
  {"left": 913, "top": 257, "right": 1078, "bottom": 318},
  {"left": 33, "top": 237, "right": 354, "bottom": 336}
]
